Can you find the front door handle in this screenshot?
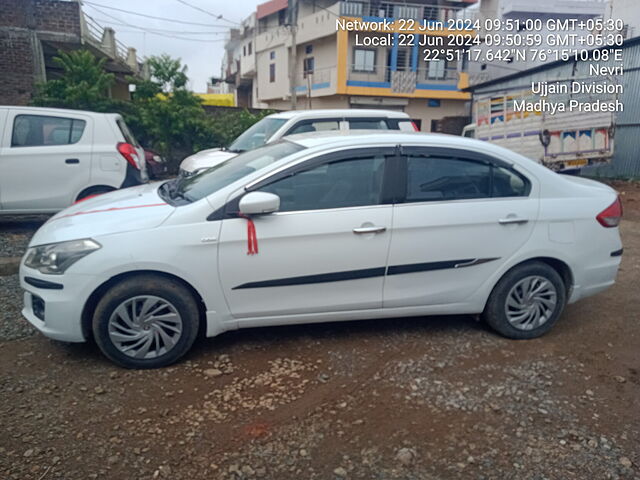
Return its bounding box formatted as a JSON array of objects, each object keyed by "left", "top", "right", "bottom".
[
  {"left": 498, "top": 217, "right": 529, "bottom": 225},
  {"left": 353, "top": 226, "right": 386, "bottom": 234},
  {"left": 65, "top": 158, "right": 80, "bottom": 164}
]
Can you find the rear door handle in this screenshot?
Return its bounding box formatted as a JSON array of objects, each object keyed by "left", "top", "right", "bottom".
[
  {"left": 65, "top": 158, "right": 80, "bottom": 164},
  {"left": 499, "top": 217, "right": 528, "bottom": 225},
  {"left": 353, "top": 226, "right": 386, "bottom": 234}
]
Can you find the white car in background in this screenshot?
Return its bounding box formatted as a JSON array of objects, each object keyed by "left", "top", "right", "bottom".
[
  {"left": 179, "top": 109, "right": 417, "bottom": 177},
  {"left": 0, "top": 106, "right": 148, "bottom": 214},
  {"left": 21, "top": 132, "right": 622, "bottom": 368}
]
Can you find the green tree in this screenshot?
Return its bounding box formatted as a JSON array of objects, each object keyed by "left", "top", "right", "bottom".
[
  {"left": 129, "top": 55, "right": 219, "bottom": 171},
  {"left": 32, "top": 50, "right": 116, "bottom": 111}
]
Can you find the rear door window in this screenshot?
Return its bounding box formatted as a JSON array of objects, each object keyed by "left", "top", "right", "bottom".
[
  {"left": 404, "top": 154, "right": 530, "bottom": 202},
  {"left": 347, "top": 119, "right": 389, "bottom": 130},
  {"left": 11, "top": 115, "right": 86, "bottom": 147},
  {"left": 398, "top": 120, "right": 417, "bottom": 131},
  {"left": 287, "top": 119, "right": 341, "bottom": 135},
  {"left": 406, "top": 155, "right": 492, "bottom": 202}
]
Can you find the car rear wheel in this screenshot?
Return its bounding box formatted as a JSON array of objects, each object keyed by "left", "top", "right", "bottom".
[
  {"left": 483, "top": 262, "right": 567, "bottom": 339},
  {"left": 93, "top": 275, "right": 200, "bottom": 368}
]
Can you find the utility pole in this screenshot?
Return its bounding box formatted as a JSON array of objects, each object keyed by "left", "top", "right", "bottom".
[{"left": 288, "top": 0, "right": 298, "bottom": 110}]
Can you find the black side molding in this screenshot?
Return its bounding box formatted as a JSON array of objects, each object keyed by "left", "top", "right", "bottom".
[
  {"left": 24, "top": 276, "right": 64, "bottom": 290},
  {"left": 233, "top": 267, "right": 386, "bottom": 290},
  {"left": 232, "top": 258, "right": 500, "bottom": 290},
  {"left": 610, "top": 248, "right": 623, "bottom": 257}
]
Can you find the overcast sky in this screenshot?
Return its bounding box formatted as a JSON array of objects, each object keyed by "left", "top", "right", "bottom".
[{"left": 80, "top": 0, "right": 259, "bottom": 92}]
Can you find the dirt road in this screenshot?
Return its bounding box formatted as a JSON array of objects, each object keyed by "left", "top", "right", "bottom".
[{"left": 1, "top": 183, "right": 638, "bottom": 480}]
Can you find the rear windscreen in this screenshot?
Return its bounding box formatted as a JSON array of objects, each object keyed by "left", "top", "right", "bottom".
[{"left": 116, "top": 118, "right": 139, "bottom": 146}]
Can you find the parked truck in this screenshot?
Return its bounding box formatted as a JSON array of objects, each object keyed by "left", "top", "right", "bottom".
[{"left": 462, "top": 80, "right": 616, "bottom": 172}]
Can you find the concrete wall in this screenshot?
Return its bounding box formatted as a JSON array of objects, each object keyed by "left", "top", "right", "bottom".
[
  {"left": 0, "top": 30, "right": 39, "bottom": 105},
  {"left": 405, "top": 98, "right": 469, "bottom": 131},
  {"left": 0, "top": 0, "right": 81, "bottom": 105},
  {"left": 255, "top": 44, "right": 289, "bottom": 101}
]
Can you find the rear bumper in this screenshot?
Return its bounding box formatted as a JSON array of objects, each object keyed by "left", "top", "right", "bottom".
[{"left": 568, "top": 254, "right": 621, "bottom": 304}]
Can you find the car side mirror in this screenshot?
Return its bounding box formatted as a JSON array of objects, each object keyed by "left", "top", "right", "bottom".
[{"left": 238, "top": 191, "right": 280, "bottom": 215}]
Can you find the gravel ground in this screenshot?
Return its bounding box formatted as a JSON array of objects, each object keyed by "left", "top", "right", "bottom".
[
  {"left": 0, "top": 216, "right": 48, "bottom": 258},
  {"left": 0, "top": 274, "right": 35, "bottom": 341},
  {"left": 0, "top": 182, "right": 638, "bottom": 480}
]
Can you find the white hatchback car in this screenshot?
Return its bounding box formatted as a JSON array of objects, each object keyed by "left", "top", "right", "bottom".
[
  {"left": 0, "top": 106, "right": 148, "bottom": 214},
  {"left": 179, "top": 109, "right": 417, "bottom": 177},
  {"left": 20, "top": 132, "right": 623, "bottom": 368}
]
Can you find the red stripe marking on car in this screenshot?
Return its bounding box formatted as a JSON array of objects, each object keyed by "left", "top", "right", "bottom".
[{"left": 52, "top": 203, "right": 168, "bottom": 221}]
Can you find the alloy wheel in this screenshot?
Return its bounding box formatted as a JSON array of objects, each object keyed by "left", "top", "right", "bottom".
[
  {"left": 504, "top": 275, "right": 558, "bottom": 331},
  {"left": 107, "top": 295, "right": 183, "bottom": 359}
]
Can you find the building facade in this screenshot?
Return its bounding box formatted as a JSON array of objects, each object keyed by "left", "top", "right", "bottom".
[
  {"left": 224, "top": 0, "right": 479, "bottom": 131},
  {"left": 0, "top": 0, "right": 142, "bottom": 106}
]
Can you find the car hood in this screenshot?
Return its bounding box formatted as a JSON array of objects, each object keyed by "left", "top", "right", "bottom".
[
  {"left": 30, "top": 183, "right": 175, "bottom": 247},
  {"left": 180, "top": 149, "right": 238, "bottom": 173}
]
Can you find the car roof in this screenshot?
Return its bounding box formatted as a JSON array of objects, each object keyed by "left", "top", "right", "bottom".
[
  {"left": 268, "top": 109, "right": 410, "bottom": 120},
  {"left": 0, "top": 105, "right": 119, "bottom": 118},
  {"left": 282, "top": 130, "right": 548, "bottom": 170},
  {"left": 285, "top": 130, "right": 457, "bottom": 149}
]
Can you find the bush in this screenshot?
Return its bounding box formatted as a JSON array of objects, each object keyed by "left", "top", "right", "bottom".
[{"left": 207, "top": 108, "right": 274, "bottom": 148}]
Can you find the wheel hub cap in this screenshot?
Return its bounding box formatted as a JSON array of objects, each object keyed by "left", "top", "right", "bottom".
[
  {"left": 505, "top": 275, "right": 558, "bottom": 331},
  {"left": 108, "top": 295, "right": 183, "bottom": 359}
]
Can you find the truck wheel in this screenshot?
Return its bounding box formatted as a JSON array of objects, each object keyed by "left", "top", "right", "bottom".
[
  {"left": 483, "top": 262, "right": 566, "bottom": 339},
  {"left": 92, "top": 275, "right": 200, "bottom": 368}
]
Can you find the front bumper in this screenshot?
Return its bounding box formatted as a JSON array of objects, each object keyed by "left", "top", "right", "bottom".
[{"left": 20, "top": 266, "right": 94, "bottom": 343}]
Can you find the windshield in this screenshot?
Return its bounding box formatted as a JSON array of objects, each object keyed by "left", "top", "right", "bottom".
[
  {"left": 174, "top": 141, "right": 305, "bottom": 202},
  {"left": 228, "top": 117, "right": 287, "bottom": 152}
]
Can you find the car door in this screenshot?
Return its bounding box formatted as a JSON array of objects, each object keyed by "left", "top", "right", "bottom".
[
  {"left": 217, "top": 147, "right": 395, "bottom": 320},
  {"left": 0, "top": 110, "right": 92, "bottom": 212},
  {"left": 383, "top": 146, "right": 539, "bottom": 308}
]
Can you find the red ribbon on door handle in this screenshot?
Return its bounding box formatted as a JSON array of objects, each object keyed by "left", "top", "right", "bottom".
[{"left": 240, "top": 214, "right": 258, "bottom": 255}]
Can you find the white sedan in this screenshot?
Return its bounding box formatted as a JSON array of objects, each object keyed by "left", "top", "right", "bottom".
[{"left": 20, "top": 132, "right": 623, "bottom": 368}]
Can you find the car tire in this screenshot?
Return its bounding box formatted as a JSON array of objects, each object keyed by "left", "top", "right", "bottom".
[
  {"left": 483, "top": 261, "right": 567, "bottom": 339},
  {"left": 92, "top": 275, "right": 200, "bottom": 368}
]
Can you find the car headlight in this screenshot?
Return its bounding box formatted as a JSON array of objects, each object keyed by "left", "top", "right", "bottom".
[{"left": 24, "top": 239, "right": 101, "bottom": 275}]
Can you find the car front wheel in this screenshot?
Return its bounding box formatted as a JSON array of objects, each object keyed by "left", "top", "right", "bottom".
[
  {"left": 483, "top": 261, "right": 567, "bottom": 339},
  {"left": 92, "top": 275, "right": 200, "bottom": 368}
]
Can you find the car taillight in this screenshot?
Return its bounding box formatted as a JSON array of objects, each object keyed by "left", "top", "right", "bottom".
[
  {"left": 117, "top": 142, "right": 140, "bottom": 170},
  {"left": 596, "top": 197, "right": 623, "bottom": 228},
  {"left": 411, "top": 121, "right": 420, "bottom": 132}
]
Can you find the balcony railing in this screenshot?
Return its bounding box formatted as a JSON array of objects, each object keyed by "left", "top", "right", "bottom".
[
  {"left": 82, "top": 13, "right": 140, "bottom": 65},
  {"left": 348, "top": 65, "right": 462, "bottom": 93},
  {"left": 339, "top": 1, "right": 477, "bottom": 23}
]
